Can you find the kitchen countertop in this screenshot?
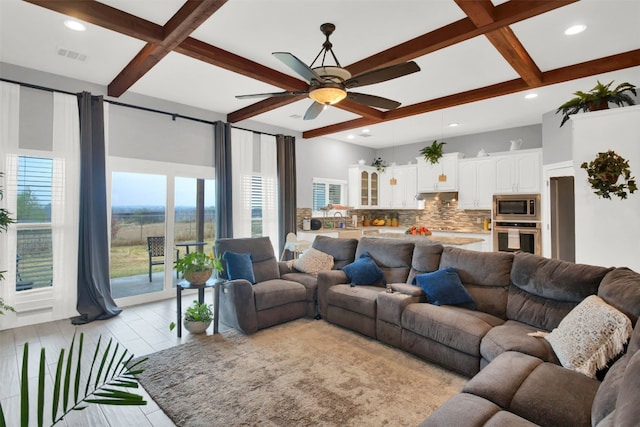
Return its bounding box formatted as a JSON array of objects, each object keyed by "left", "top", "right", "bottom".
[{"left": 362, "top": 229, "right": 484, "bottom": 246}]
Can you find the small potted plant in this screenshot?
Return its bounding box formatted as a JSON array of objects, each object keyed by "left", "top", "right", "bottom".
[
  {"left": 175, "top": 251, "right": 223, "bottom": 285},
  {"left": 581, "top": 150, "right": 637, "bottom": 200},
  {"left": 171, "top": 300, "right": 213, "bottom": 334},
  {"left": 371, "top": 157, "right": 388, "bottom": 173},
  {"left": 420, "top": 140, "right": 446, "bottom": 165},
  {"left": 556, "top": 80, "right": 637, "bottom": 127}
]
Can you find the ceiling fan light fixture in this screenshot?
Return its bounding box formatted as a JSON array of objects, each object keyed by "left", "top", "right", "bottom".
[{"left": 309, "top": 85, "right": 347, "bottom": 105}]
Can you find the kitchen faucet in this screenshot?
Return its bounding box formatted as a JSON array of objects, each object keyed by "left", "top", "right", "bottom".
[{"left": 334, "top": 212, "right": 343, "bottom": 228}]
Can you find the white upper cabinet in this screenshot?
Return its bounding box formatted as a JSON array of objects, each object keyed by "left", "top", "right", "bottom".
[
  {"left": 416, "top": 152, "right": 463, "bottom": 192},
  {"left": 494, "top": 149, "right": 542, "bottom": 194},
  {"left": 379, "top": 164, "right": 421, "bottom": 209},
  {"left": 348, "top": 165, "right": 379, "bottom": 208},
  {"left": 458, "top": 157, "right": 496, "bottom": 209}
]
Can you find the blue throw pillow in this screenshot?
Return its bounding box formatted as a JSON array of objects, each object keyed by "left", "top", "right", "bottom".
[
  {"left": 413, "top": 267, "right": 475, "bottom": 309},
  {"left": 342, "top": 252, "right": 385, "bottom": 286},
  {"left": 222, "top": 251, "right": 256, "bottom": 284}
]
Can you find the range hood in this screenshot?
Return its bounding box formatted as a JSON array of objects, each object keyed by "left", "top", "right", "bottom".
[{"left": 415, "top": 191, "right": 458, "bottom": 202}]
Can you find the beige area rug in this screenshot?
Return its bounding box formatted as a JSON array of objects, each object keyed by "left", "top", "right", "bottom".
[{"left": 136, "top": 319, "right": 466, "bottom": 427}]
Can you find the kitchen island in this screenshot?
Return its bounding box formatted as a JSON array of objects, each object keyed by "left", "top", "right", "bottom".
[{"left": 362, "top": 229, "right": 484, "bottom": 248}]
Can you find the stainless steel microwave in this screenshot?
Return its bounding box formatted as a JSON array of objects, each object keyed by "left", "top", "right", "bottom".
[{"left": 492, "top": 194, "right": 540, "bottom": 221}]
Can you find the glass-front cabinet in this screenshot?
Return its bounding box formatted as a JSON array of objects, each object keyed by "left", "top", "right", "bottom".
[{"left": 349, "top": 165, "right": 379, "bottom": 208}]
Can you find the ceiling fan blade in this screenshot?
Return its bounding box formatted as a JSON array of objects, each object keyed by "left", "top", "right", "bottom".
[
  {"left": 235, "top": 91, "right": 307, "bottom": 100},
  {"left": 345, "top": 61, "right": 420, "bottom": 89},
  {"left": 347, "top": 92, "right": 401, "bottom": 110},
  {"left": 273, "top": 52, "right": 325, "bottom": 83},
  {"left": 303, "top": 102, "right": 325, "bottom": 120}
]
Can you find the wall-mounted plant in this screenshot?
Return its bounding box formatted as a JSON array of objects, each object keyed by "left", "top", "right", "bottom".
[
  {"left": 420, "top": 140, "right": 446, "bottom": 165},
  {"left": 556, "top": 80, "right": 637, "bottom": 127},
  {"left": 371, "top": 157, "right": 388, "bottom": 173},
  {"left": 581, "top": 150, "right": 637, "bottom": 200}
]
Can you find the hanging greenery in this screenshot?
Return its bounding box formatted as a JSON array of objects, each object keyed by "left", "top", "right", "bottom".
[
  {"left": 420, "top": 140, "right": 446, "bottom": 165},
  {"left": 580, "top": 150, "right": 637, "bottom": 200}
]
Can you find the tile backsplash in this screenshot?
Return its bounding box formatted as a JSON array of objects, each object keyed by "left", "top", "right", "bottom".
[{"left": 297, "top": 201, "right": 491, "bottom": 232}]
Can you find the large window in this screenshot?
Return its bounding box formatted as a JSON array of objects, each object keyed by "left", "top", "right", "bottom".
[
  {"left": 312, "top": 178, "right": 346, "bottom": 215},
  {"left": 15, "top": 156, "right": 53, "bottom": 291}
]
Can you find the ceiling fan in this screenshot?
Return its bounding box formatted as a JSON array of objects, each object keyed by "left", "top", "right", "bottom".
[{"left": 236, "top": 23, "right": 421, "bottom": 120}]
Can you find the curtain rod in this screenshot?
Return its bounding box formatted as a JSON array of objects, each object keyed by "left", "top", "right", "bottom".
[{"left": 0, "top": 77, "right": 278, "bottom": 137}]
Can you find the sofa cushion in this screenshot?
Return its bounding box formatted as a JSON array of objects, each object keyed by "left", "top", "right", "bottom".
[
  {"left": 508, "top": 252, "right": 612, "bottom": 330},
  {"left": 413, "top": 267, "right": 475, "bottom": 309},
  {"left": 326, "top": 284, "right": 383, "bottom": 318},
  {"left": 439, "top": 247, "right": 513, "bottom": 319},
  {"left": 355, "top": 237, "right": 414, "bottom": 284},
  {"left": 402, "top": 303, "right": 503, "bottom": 357},
  {"left": 407, "top": 243, "right": 443, "bottom": 285},
  {"left": 290, "top": 247, "right": 334, "bottom": 277},
  {"left": 252, "top": 279, "right": 307, "bottom": 311},
  {"left": 222, "top": 251, "right": 256, "bottom": 284},
  {"left": 545, "top": 295, "right": 632, "bottom": 378},
  {"left": 343, "top": 252, "right": 385, "bottom": 286},
  {"left": 481, "top": 320, "right": 558, "bottom": 364},
  {"left": 312, "top": 235, "right": 358, "bottom": 270},
  {"left": 598, "top": 267, "right": 640, "bottom": 325},
  {"left": 613, "top": 349, "right": 640, "bottom": 427}
]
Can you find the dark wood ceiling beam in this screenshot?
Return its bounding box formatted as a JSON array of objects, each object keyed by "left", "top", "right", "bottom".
[
  {"left": 304, "top": 49, "right": 640, "bottom": 139},
  {"left": 455, "top": 0, "right": 542, "bottom": 86},
  {"left": 108, "top": 0, "right": 227, "bottom": 97},
  {"left": 175, "top": 38, "right": 308, "bottom": 91},
  {"left": 23, "top": 0, "right": 163, "bottom": 43},
  {"left": 331, "top": 100, "right": 385, "bottom": 121},
  {"left": 346, "top": 0, "right": 577, "bottom": 77}
]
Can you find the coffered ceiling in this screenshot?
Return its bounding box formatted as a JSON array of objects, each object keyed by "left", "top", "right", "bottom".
[{"left": 1, "top": 0, "right": 639, "bottom": 148}]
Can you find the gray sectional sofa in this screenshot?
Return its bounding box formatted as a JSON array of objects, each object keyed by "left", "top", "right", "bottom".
[{"left": 217, "top": 235, "right": 640, "bottom": 426}]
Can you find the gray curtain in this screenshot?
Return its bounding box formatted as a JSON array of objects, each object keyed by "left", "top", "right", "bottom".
[
  {"left": 277, "top": 134, "right": 297, "bottom": 256},
  {"left": 72, "top": 92, "right": 121, "bottom": 325},
  {"left": 215, "top": 121, "right": 233, "bottom": 238}
]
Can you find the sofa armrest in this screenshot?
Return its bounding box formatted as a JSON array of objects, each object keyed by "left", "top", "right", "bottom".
[
  {"left": 219, "top": 279, "right": 258, "bottom": 333},
  {"left": 317, "top": 269, "right": 349, "bottom": 318},
  {"left": 389, "top": 282, "right": 425, "bottom": 297},
  {"left": 278, "top": 260, "right": 296, "bottom": 275}
]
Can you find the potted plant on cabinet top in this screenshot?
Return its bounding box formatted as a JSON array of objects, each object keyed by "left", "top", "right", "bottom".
[
  {"left": 175, "top": 251, "right": 223, "bottom": 285},
  {"left": 556, "top": 80, "right": 637, "bottom": 127},
  {"left": 420, "top": 140, "right": 446, "bottom": 165},
  {"left": 371, "top": 157, "right": 388, "bottom": 173}
]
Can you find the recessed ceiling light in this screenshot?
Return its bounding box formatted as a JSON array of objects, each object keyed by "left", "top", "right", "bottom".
[
  {"left": 525, "top": 93, "right": 538, "bottom": 99},
  {"left": 64, "top": 20, "right": 86, "bottom": 31},
  {"left": 347, "top": 134, "right": 355, "bottom": 139},
  {"left": 448, "top": 123, "right": 459, "bottom": 128},
  {"left": 564, "top": 24, "right": 586, "bottom": 36},
  {"left": 361, "top": 128, "right": 370, "bottom": 133}
]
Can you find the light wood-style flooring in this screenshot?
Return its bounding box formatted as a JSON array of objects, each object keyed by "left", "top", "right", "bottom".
[{"left": 1, "top": 294, "right": 229, "bottom": 426}]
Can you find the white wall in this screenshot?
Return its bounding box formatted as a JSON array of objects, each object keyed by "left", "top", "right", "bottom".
[{"left": 572, "top": 105, "right": 640, "bottom": 271}]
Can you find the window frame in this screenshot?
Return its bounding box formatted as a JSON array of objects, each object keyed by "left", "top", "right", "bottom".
[{"left": 312, "top": 177, "right": 347, "bottom": 217}]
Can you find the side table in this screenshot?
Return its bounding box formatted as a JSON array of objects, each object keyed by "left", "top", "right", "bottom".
[{"left": 176, "top": 278, "right": 223, "bottom": 338}]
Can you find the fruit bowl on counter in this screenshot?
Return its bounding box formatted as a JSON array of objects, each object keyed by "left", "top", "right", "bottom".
[
  {"left": 371, "top": 219, "right": 386, "bottom": 226},
  {"left": 406, "top": 225, "right": 432, "bottom": 236}
]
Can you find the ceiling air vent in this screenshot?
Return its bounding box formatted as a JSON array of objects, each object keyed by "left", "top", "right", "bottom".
[
  {"left": 56, "top": 47, "right": 87, "bottom": 62},
  {"left": 358, "top": 133, "right": 372, "bottom": 137}
]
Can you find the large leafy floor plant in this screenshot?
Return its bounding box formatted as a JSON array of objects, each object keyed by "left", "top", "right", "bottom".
[{"left": 0, "top": 332, "right": 148, "bottom": 427}]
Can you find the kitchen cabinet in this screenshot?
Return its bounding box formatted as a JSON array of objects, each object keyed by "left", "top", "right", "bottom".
[
  {"left": 416, "top": 153, "right": 463, "bottom": 192},
  {"left": 458, "top": 157, "right": 496, "bottom": 209},
  {"left": 348, "top": 165, "right": 379, "bottom": 208},
  {"left": 494, "top": 149, "right": 542, "bottom": 194},
  {"left": 379, "top": 164, "right": 421, "bottom": 209}
]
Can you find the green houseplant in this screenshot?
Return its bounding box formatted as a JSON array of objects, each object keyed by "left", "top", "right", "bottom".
[
  {"left": 581, "top": 150, "right": 637, "bottom": 200},
  {"left": 556, "top": 80, "right": 637, "bottom": 127},
  {"left": 420, "top": 140, "right": 446, "bottom": 165},
  {"left": 0, "top": 172, "right": 16, "bottom": 315},
  {"left": 170, "top": 300, "right": 213, "bottom": 334},
  {"left": 371, "top": 157, "right": 388, "bottom": 173},
  {"left": 175, "top": 251, "right": 223, "bottom": 285},
  {"left": 0, "top": 332, "right": 147, "bottom": 427}
]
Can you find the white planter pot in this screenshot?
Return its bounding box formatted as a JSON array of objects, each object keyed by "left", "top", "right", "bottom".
[{"left": 184, "top": 319, "right": 211, "bottom": 334}]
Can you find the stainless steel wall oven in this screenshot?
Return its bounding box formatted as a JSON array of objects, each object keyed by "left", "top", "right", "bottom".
[{"left": 493, "top": 194, "right": 542, "bottom": 255}]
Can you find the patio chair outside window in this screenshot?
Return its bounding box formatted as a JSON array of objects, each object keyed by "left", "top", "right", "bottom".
[{"left": 147, "top": 236, "right": 178, "bottom": 282}]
